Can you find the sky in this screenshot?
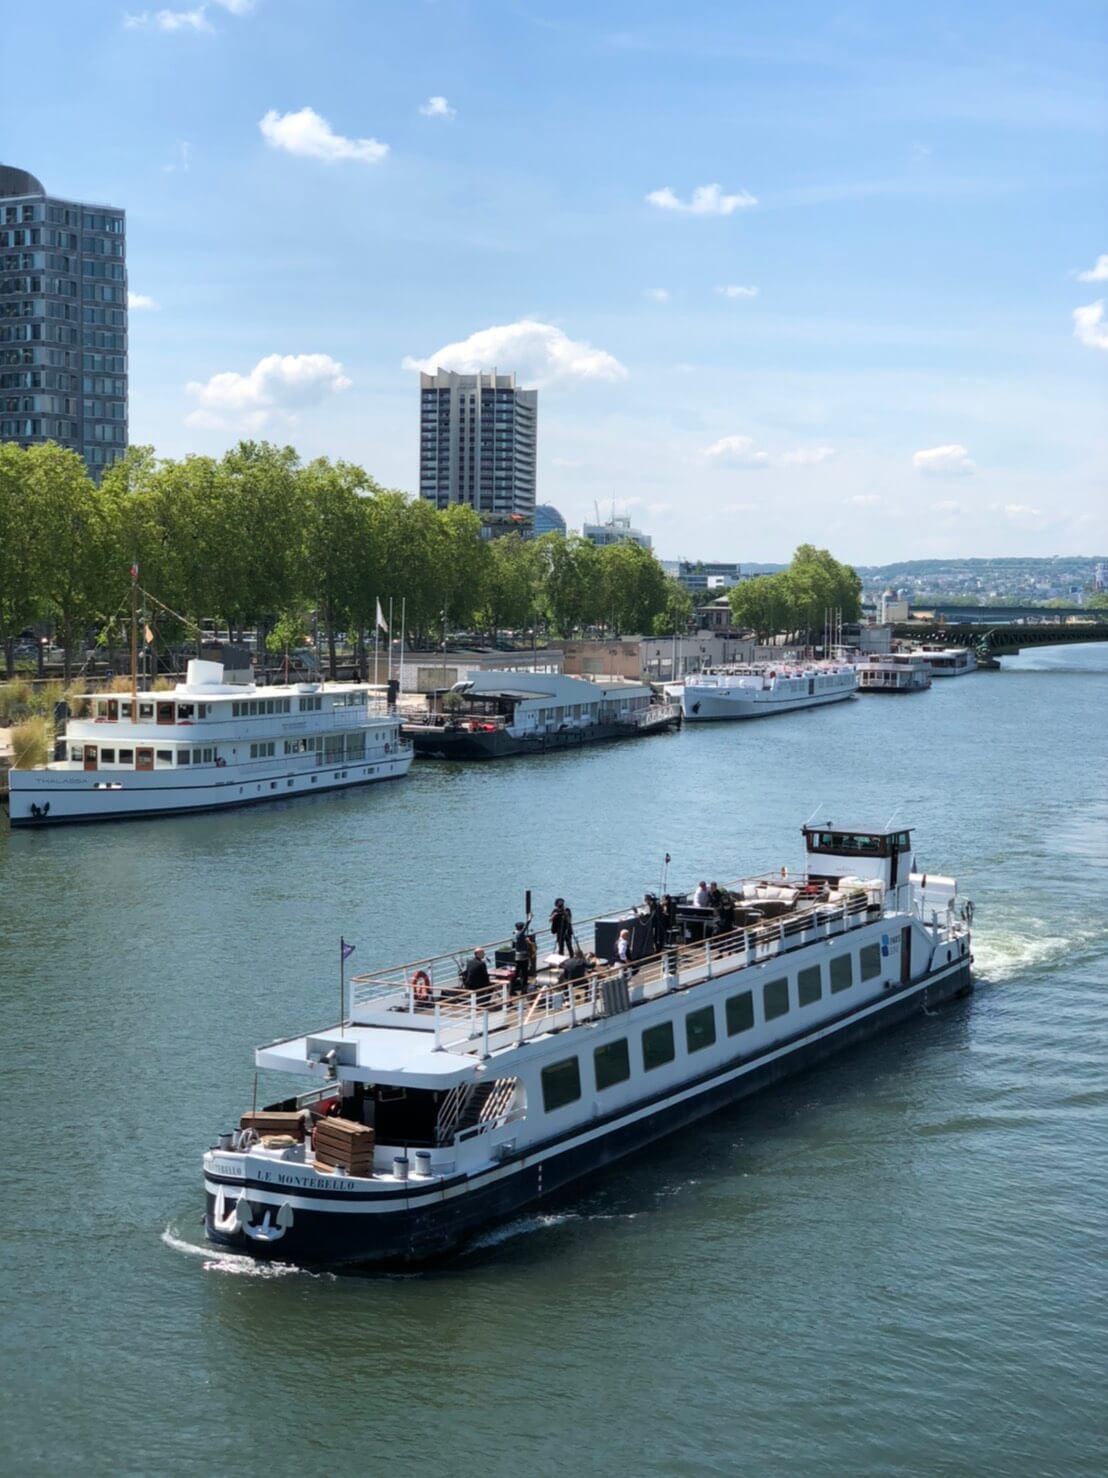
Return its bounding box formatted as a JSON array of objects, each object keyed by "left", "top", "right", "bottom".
[{"left": 4, "top": 0, "right": 1106, "bottom": 563}]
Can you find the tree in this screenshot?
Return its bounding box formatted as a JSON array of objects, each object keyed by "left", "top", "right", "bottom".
[
  {"left": 535, "top": 532, "right": 601, "bottom": 636},
  {"left": 481, "top": 533, "right": 539, "bottom": 642},
  {"left": 0, "top": 444, "right": 49, "bottom": 678},
  {"left": 651, "top": 577, "right": 694, "bottom": 637},
  {"left": 596, "top": 541, "right": 670, "bottom": 636},
  {"left": 27, "top": 444, "right": 111, "bottom": 682},
  {"left": 301, "top": 457, "right": 375, "bottom": 678}
]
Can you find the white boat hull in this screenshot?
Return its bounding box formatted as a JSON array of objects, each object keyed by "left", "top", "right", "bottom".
[
  {"left": 682, "top": 686, "right": 856, "bottom": 721},
  {"left": 7, "top": 751, "right": 412, "bottom": 826}
]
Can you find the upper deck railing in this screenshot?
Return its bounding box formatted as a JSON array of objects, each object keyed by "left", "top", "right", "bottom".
[{"left": 347, "top": 875, "right": 962, "bottom": 1056}]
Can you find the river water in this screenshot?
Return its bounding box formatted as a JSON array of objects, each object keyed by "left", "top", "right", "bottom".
[{"left": 2, "top": 646, "right": 1105, "bottom": 1476}]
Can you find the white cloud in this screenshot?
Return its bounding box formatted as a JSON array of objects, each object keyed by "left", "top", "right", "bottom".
[
  {"left": 646, "top": 183, "right": 757, "bottom": 215},
  {"left": 780, "top": 446, "right": 835, "bottom": 466},
  {"left": 643, "top": 287, "right": 669, "bottom": 303},
  {"left": 124, "top": 8, "right": 212, "bottom": 31},
  {"left": 185, "top": 352, "right": 351, "bottom": 430},
  {"left": 1073, "top": 300, "right": 1108, "bottom": 350},
  {"left": 128, "top": 292, "right": 159, "bottom": 311},
  {"left": 1004, "top": 503, "right": 1043, "bottom": 520},
  {"left": 419, "top": 96, "right": 455, "bottom": 118},
  {"left": 211, "top": 0, "right": 254, "bottom": 11},
  {"left": 702, "top": 435, "right": 770, "bottom": 469},
  {"left": 933, "top": 499, "right": 961, "bottom": 513},
  {"left": 846, "top": 493, "right": 881, "bottom": 505},
  {"left": 715, "top": 284, "right": 759, "bottom": 299},
  {"left": 1075, "top": 254, "right": 1108, "bottom": 283},
  {"left": 403, "top": 320, "right": 627, "bottom": 386},
  {"left": 912, "top": 444, "right": 977, "bottom": 477},
  {"left": 648, "top": 502, "right": 673, "bottom": 517},
  {"left": 259, "top": 107, "right": 388, "bottom": 165}
]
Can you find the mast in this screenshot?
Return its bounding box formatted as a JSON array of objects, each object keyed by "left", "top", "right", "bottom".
[{"left": 130, "top": 563, "right": 139, "bottom": 722}]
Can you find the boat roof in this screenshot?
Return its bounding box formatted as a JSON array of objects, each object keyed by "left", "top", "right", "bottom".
[
  {"left": 802, "top": 820, "right": 914, "bottom": 837},
  {"left": 257, "top": 1024, "right": 476, "bottom": 1089},
  {"left": 453, "top": 670, "right": 651, "bottom": 700}
]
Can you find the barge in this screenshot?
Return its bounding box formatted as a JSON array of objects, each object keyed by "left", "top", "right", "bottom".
[
  {"left": 203, "top": 820, "right": 973, "bottom": 1265},
  {"left": 403, "top": 671, "right": 679, "bottom": 759},
  {"left": 681, "top": 662, "right": 857, "bottom": 721}
]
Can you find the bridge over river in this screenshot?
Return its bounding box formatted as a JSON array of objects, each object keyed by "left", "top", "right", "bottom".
[{"left": 891, "top": 616, "right": 1108, "bottom": 663}]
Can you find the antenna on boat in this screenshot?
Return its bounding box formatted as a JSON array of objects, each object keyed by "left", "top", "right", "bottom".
[
  {"left": 884, "top": 807, "right": 902, "bottom": 830},
  {"left": 803, "top": 803, "right": 824, "bottom": 827}
]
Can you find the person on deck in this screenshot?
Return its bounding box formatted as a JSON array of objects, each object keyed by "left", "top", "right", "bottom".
[
  {"left": 511, "top": 922, "right": 530, "bottom": 996},
  {"left": 693, "top": 880, "right": 711, "bottom": 909},
  {"left": 549, "top": 897, "right": 574, "bottom": 955},
  {"left": 461, "top": 947, "right": 490, "bottom": 996}
]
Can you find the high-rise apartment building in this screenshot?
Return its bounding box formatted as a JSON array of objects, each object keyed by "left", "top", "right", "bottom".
[
  {"left": 0, "top": 164, "right": 127, "bottom": 477},
  {"left": 419, "top": 369, "right": 537, "bottom": 522}
]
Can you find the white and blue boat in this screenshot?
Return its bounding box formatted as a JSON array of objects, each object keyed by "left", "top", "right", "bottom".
[{"left": 203, "top": 819, "right": 973, "bottom": 1265}]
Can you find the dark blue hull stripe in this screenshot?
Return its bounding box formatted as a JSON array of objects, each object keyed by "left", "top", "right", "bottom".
[{"left": 205, "top": 960, "right": 972, "bottom": 1264}]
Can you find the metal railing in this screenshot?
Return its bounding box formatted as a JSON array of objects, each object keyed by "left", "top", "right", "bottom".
[{"left": 352, "top": 885, "right": 899, "bottom": 1055}]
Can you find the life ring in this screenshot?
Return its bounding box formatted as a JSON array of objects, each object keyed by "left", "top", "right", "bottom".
[{"left": 412, "top": 969, "right": 432, "bottom": 1003}]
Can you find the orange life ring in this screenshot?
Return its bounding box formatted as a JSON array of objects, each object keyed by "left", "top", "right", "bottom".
[{"left": 412, "top": 969, "right": 432, "bottom": 1003}]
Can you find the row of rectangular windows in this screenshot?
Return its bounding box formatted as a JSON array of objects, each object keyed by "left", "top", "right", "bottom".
[{"left": 541, "top": 946, "right": 886, "bottom": 1112}]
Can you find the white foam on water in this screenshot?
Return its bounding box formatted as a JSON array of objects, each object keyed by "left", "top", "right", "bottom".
[
  {"left": 464, "top": 1212, "right": 580, "bottom": 1252},
  {"left": 161, "top": 1224, "right": 330, "bottom": 1280},
  {"left": 972, "top": 922, "right": 1104, "bottom": 984}
]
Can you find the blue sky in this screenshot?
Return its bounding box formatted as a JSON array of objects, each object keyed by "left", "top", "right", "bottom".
[{"left": 5, "top": 0, "right": 1106, "bottom": 562}]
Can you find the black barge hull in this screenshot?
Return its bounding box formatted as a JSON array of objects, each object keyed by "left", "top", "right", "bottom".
[
  {"left": 405, "top": 715, "right": 678, "bottom": 760},
  {"left": 204, "top": 954, "right": 972, "bottom": 1267}
]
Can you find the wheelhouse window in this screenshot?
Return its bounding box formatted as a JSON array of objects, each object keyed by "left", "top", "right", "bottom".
[
  {"left": 178, "top": 750, "right": 190, "bottom": 765},
  {"left": 100, "top": 747, "right": 115, "bottom": 763},
  {"left": 177, "top": 703, "right": 195, "bottom": 721},
  {"left": 859, "top": 943, "right": 882, "bottom": 981},
  {"left": 830, "top": 955, "right": 853, "bottom": 993},
  {"left": 155, "top": 749, "right": 173, "bottom": 765},
  {"left": 685, "top": 1006, "right": 717, "bottom": 1053},
  {"left": 763, "top": 978, "right": 789, "bottom": 1021},
  {"left": 642, "top": 1021, "right": 675, "bottom": 1070},
  {"left": 118, "top": 748, "right": 133, "bottom": 764},
  {"left": 594, "top": 1039, "right": 630, "bottom": 1091},
  {"left": 797, "top": 965, "right": 822, "bottom": 1006},
  {"left": 541, "top": 1057, "right": 582, "bottom": 1112},
  {"left": 138, "top": 702, "right": 153, "bottom": 720}
]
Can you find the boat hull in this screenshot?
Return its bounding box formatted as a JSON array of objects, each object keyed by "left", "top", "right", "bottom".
[
  {"left": 405, "top": 714, "right": 678, "bottom": 759},
  {"left": 203, "top": 953, "right": 971, "bottom": 1266},
  {"left": 682, "top": 687, "right": 855, "bottom": 721},
  {"left": 6, "top": 752, "right": 412, "bottom": 827}
]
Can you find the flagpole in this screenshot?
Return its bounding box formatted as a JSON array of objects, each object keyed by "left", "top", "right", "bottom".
[
  {"left": 399, "top": 596, "right": 406, "bottom": 701},
  {"left": 374, "top": 603, "right": 379, "bottom": 688},
  {"left": 388, "top": 597, "right": 394, "bottom": 682},
  {"left": 340, "top": 936, "right": 346, "bottom": 1036}
]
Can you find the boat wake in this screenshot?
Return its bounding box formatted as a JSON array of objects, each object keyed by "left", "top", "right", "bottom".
[
  {"left": 161, "top": 1223, "right": 332, "bottom": 1279},
  {"left": 464, "top": 1208, "right": 638, "bottom": 1254},
  {"left": 972, "top": 921, "right": 1105, "bottom": 984}
]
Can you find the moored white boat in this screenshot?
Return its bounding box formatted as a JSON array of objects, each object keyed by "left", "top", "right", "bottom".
[
  {"left": 855, "top": 652, "right": 933, "bottom": 693},
  {"left": 6, "top": 659, "right": 412, "bottom": 827},
  {"left": 682, "top": 662, "right": 856, "bottom": 721},
  {"left": 202, "top": 819, "right": 973, "bottom": 1266},
  {"left": 910, "top": 645, "right": 977, "bottom": 676}
]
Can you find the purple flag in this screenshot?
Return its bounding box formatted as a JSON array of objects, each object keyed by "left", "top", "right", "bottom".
[{"left": 341, "top": 938, "right": 355, "bottom": 962}]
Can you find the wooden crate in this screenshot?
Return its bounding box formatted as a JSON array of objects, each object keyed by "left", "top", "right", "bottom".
[
  {"left": 314, "top": 1117, "right": 375, "bottom": 1173},
  {"left": 240, "top": 1111, "right": 304, "bottom": 1141}
]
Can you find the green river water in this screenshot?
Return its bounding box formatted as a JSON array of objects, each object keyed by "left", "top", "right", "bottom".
[{"left": 1, "top": 646, "right": 1105, "bottom": 1476}]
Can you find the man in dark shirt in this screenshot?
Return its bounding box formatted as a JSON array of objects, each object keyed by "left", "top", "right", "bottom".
[
  {"left": 511, "top": 922, "right": 530, "bottom": 996},
  {"left": 549, "top": 897, "right": 574, "bottom": 955},
  {"left": 460, "top": 947, "right": 490, "bottom": 996}
]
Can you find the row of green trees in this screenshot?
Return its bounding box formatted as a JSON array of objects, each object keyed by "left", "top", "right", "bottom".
[
  {"left": 0, "top": 440, "right": 698, "bottom": 681},
  {"left": 728, "top": 544, "right": 863, "bottom": 641}
]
